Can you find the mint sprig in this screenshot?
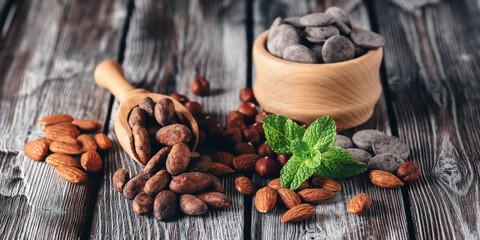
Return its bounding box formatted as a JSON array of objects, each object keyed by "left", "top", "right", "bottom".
[{"left": 263, "top": 115, "right": 367, "bottom": 190}]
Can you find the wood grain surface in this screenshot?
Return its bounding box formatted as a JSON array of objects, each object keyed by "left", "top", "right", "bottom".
[
  {"left": 90, "top": 0, "right": 248, "bottom": 239},
  {"left": 0, "top": 0, "right": 127, "bottom": 239},
  {"left": 0, "top": 0, "right": 478, "bottom": 239},
  {"left": 374, "top": 0, "right": 480, "bottom": 238}
]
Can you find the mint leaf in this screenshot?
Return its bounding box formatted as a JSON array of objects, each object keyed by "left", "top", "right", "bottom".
[
  {"left": 305, "top": 150, "right": 322, "bottom": 168},
  {"left": 290, "top": 163, "right": 314, "bottom": 190},
  {"left": 280, "top": 155, "right": 302, "bottom": 189},
  {"left": 315, "top": 146, "right": 367, "bottom": 179},
  {"left": 263, "top": 115, "right": 305, "bottom": 154},
  {"left": 290, "top": 139, "right": 310, "bottom": 157},
  {"left": 303, "top": 116, "right": 336, "bottom": 152}
]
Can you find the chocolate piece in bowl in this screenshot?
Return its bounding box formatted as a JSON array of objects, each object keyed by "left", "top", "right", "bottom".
[
  {"left": 282, "top": 44, "right": 317, "bottom": 64},
  {"left": 325, "top": 6, "right": 351, "bottom": 27},
  {"left": 267, "top": 24, "right": 299, "bottom": 58},
  {"left": 350, "top": 30, "right": 385, "bottom": 49},
  {"left": 300, "top": 13, "right": 335, "bottom": 26},
  {"left": 322, "top": 35, "right": 355, "bottom": 63},
  {"left": 305, "top": 26, "right": 339, "bottom": 43},
  {"left": 284, "top": 17, "right": 304, "bottom": 28}
]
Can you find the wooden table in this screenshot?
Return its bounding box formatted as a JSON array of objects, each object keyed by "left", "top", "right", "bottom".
[{"left": 0, "top": 0, "right": 478, "bottom": 239}]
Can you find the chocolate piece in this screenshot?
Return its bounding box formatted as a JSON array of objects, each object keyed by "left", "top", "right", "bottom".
[
  {"left": 305, "top": 26, "right": 339, "bottom": 43},
  {"left": 372, "top": 135, "right": 410, "bottom": 159},
  {"left": 346, "top": 148, "right": 372, "bottom": 164},
  {"left": 333, "top": 135, "right": 354, "bottom": 148},
  {"left": 352, "top": 130, "right": 386, "bottom": 150},
  {"left": 300, "top": 13, "right": 335, "bottom": 26},
  {"left": 282, "top": 44, "right": 317, "bottom": 63},
  {"left": 267, "top": 24, "right": 300, "bottom": 58},
  {"left": 350, "top": 30, "right": 385, "bottom": 49},
  {"left": 368, "top": 153, "right": 405, "bottom": 173},
  {"left": 322, "top": 35, "right": 355, "bottom": 63}
]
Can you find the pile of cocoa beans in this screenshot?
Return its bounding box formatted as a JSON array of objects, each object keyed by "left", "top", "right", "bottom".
[{"left": 113, "top": 96, "right": 231, "bottom": 220}]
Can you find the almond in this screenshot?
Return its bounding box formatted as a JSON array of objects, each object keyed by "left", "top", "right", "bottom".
[
  {"left": 72, "top": 119, "right": 102, "bottom": 131},
  {"left": 233, "top": 154, "right": 260, "bottom": 172},
  {"left": 369, "top": 170, "right": 404, "bottom": 188},
  {"left": 208, "top": 162, "right": 235, "bottom": 176},
  {"left": 81, "top": 150, "right": 103, "bottom": 172},
  {"left": 268, "top": 178, "right": 281, "bottom": 190},
  {"left": 38, "top": 138, "right": 53, "bottom": 145},
  {"left": 55, "top": 166, "right": 86, "bottom": 184},
  {"left": 213, "top": 151, "right": 235, "bottom": 168},
  {"left": 24, "top": 139, "right": 49, "bottom": 161},
  {"left": 43, "top": 124, "right": 80, "bottom": 140},
  {"left": 94, "top": 133, "right": 112, "bottom": 151},
  {"left": 281, "top": 203, "right": 315, "bottom": 223},
  {"left": 311, "top": 176, "right": 341, "bottom": 192},
  {"left": 37, "top": 114, "right": 73, "bottom": 126},
  {"left": 49, "top": 141, "right": 83, "bottom": 155},
  {"left": 347, "top": 193, "right": 371, "bottom": 214},
  {"left": 46, "top": 153, "right": 81, "bottom": 168},
  {"left": 277, "top": 188, "right": 301, "bottom": 209},
  {"left": 254, "top": 187, "right": 277, "bottom": 213},
  {"left": 77, "top": 134, "right": 97, "bottom": 152},
  {"left": 235, "top": 176, "right": 253, "bottom": 195},
  {"left": 298, "top": 188, "right": 335, "bottom": 204}
]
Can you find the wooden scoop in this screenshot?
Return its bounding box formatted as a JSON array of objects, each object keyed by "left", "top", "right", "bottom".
[{"left": 94, "top": 60, "right": 199, "bottom": 166}]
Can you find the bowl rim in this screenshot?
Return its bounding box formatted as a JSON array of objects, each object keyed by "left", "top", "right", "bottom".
[{"left": 253, "top": 29, "right": 383, "bottom": 67}]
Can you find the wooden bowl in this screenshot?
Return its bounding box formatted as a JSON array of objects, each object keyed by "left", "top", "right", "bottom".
[{"left": 252, "top": 30, "right": 383, "bottom": 129}]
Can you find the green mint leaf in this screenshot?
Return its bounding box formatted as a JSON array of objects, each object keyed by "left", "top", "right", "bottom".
[
  {"left": 315, "top": 146, "right": 367, "bottom": 179},
  {"left": 263, "top": 115, "right": 306, "bottom": 154},
  {"left": 305, "top": 150, "right": 322, "bottom": 168},
  {"left": 302, "top": 116, "right": 336, "bottom": 152},
  {"left": 290, "top": 163, "right": 314, "bottom": 190},
  {"left": 280, "top": 154, "right": 302, "bottom": 189},
  {"left": 290, "top": 139, "right": 310, "bottom": 157}
]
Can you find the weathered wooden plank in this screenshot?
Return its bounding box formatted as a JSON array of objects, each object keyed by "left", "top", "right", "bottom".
[
  {"left": 250, "top": 0, "right": 409, "bottom": 239},
  {"left": 0, "top": 0, "right": 127, "bottom": 239},
  {"left": 90, "top": 0, "right": 248, "bottom": 239},
  {"left": 373, "top": 0, "right": 480, "bottom": 239}
]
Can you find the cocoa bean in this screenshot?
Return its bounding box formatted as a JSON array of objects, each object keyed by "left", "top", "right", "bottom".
[
  {"left": 128, "top": 107, "right": 146, "bottom": 128},
  {"left": 155, "top": 124, "right": 192, "bottom": 146},
  {"left": 166, "top": 143, "right": 191, "bottom": 175},
  {"left": 139, "top": 97, "right": 155, "bottom": 117},
  {"left": 113, "top": 168, "right": 129, "bottom": 193},
  {"left": 155, "top": 98, "right": 175, "bottom": 126},
  {"left": 132, "top": 125, "right": 151, "bottom": 165},
  {"left": 169, "top": 172, "right": 211, "bottom": 194},
  {"left": 180, "top": 194, "right": 208, "bottom": 216},
  {"left": 154, "top": 190, "right": 178, "bottom": 221},
  {"left": 123, "top": 172, "right": 153, "bottom": 199},
  {"left": 144, "top": 146, "right": 171, "bottom": 174},
  {"left": 144, "top": 170, "right": 171, "bottom": 196},
  {"left": 207, "top": 173, "right": 225, "bottom": 193},
  {"left": 196, "top": 192, "right": 231, "bottom": 209},
  {"left": 133, "top": 192, "right": 154, "bottom": 215},
  {"left": 186, "top": 155, "right": 211, "bottom": 173}
]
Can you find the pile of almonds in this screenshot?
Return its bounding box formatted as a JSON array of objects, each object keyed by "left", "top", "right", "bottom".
[{"left": 23, "top": 114, "right": 112, "bottom": 184}]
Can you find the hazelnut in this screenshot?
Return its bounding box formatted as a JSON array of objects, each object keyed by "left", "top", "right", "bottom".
[
  {"left": 237, "top": 102, "right": 258, "bottom": 122},
  {"left": 255, "top": 112, "right": 270, "bottom": 124},
  {"left": 249, "top": 123, "right": 264, "bottom": 135},
  {"left": 208, "top": 124, "right": 224, "bottom": 140},
  {"left": 190, "top": 77, "right": 210, "bottom": 96},
  {"left": 170, "top": 93, "right": 189, "bottom": 105},
  {"left": 239, "top": 87, "right": 255, "bottom": 103},
  {"left": 199, "top": 116, "right": 220, "bottom": 131},
  {"left": 396, "top": 161, "right": 420, "bottom": 184},
  {"left": 255, "top": 156, "right": 279, "bottom": 178},
  {"left": 233, "top": 142, "right": 256, "bottom": 155},
  {"left": 227, "top": 117, "right": 247, "bottom": 131},
  {"left": 227, "top": 111, "right": 245, "bottom": 122},
  {"left": 276, "top": 154, "right": 291, "bottom": 167},
  {"left": 243, "top": 128, "right": 261, "bottom": 146},
  {"left": 223, "top": 128, "right": 243, "bottom": 147},
  {"left": 335, "top": 120, "right": 345, "bottom": 134},
  {"left": 184, "top": 101, "right": 202, "bottom": 118},
  {"left": 258, "top": 142, "right": 276, "bottom": 159},
  {"left": 198, "top": 130, "right": 207, "bottom": 146}
]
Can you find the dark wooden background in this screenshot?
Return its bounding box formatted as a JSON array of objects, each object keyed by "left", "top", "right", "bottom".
[{"left": 0, "top": 0, "right": 479, "bottom": 239}]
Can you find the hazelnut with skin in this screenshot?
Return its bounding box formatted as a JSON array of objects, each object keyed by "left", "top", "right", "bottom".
[
  {"left": 184, "top": 101, "right": 202, "bottom": 118},
  {"left": 255, "top": 112, "right": 270, "bottom": 124},
  {"left": 243, "top": 128, "right": 261, "bottom": 146},
  {"left": 238, "top": 102, "right": 258, "bottom": 122},
  {"left": 239, "top": 87, "right": 255, "bottom": 103},
  {"left": 276, "top": 154, "right": 291, "bottom": 167},
  {"left": 255, "top": 156, "right": 279, "bottom": 178},
  {"left": 234, "top": 142, "right": 256, "bottom": 155},
  {"left": 170, "top": 93, "right": 189, "bottom": 104},
  {"left": 223, "top": 128, "right": 243, "bottom": 147},
  {"left": 191, "top": 77, "right": 210, "bottom": 96},
  {"left": 258, "top": 142, "right": 276, "bottom": 159},
  {"left": 396, "top": 161, "right": 420, "bottom": 184}
]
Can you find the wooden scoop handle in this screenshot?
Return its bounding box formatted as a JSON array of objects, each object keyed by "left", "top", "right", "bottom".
[{"left": 94, "top": 60, "right": 148, "bottom": 103}]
